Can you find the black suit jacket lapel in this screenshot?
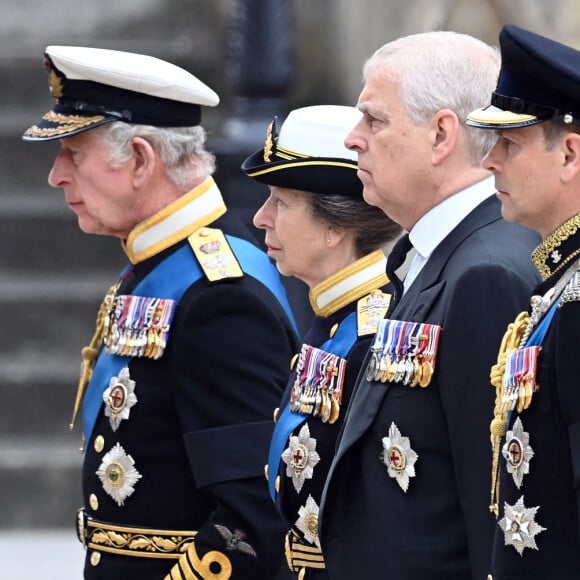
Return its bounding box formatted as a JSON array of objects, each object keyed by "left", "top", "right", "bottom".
[{"left": 330, "top": 196, "right": 502, "bottom": 463}]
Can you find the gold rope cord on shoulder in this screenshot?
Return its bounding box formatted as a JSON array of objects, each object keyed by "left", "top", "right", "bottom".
[
  {"left": 488, "top": 310, "right": 530, "bottom": 517},
  {"left": 165, "top": 542, "right": 232, "bottom": 580},
  {"left": 69, "top": 281, "right": 121, "bottom": 445}
]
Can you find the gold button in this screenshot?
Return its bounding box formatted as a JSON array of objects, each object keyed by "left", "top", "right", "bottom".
[
  {"left": 329, "top": 323, "right": 339, "bottom": 338},
  {"left": 290, "top": 353, "right": 299, "bottom": 370},
  {"left": 94, "top": 435, "right": 105, "bottom": 453},
  {"left": 275, "top": 476, "right": 280, "bottom": 493},
  {"left": 89, "top": 494, "right": 99, "bottom": 511},
  {"left": 264, "top": 465, "right": 269, "bottom": 481},
  {"left": 90, "top": 551, "right": 101, "bottom": 566},
  {"left": 273, "top": 407, "right": 280, "bottom": 422}
]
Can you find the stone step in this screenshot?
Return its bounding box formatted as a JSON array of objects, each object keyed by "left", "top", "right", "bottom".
[
  {"left": 0, "top": 192, "right": 126, "bottom": 274},
  {"left": 0, "top": 437, "right": 81, "bottom": 528}
]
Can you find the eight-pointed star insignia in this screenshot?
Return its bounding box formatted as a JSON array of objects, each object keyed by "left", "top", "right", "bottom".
[
  {"left": 281, "top": 423, "right": 321, "bottom": 493},
  {"left": 103, "top": 366, "right": 137, "bottom": 432},
  {"left": 499, "top": 495, "right": 546, "bottom": 556},
  {"left": 502, "top": 417, "right": 534, "bottom": 489},
  {"left": 96, "top": 442, "right": 142, "bottom": 507},
  {"left": 295, "top": 494, "right": 321, "bottom": 548},
  {"left": 381, "top": 422, "right": 419, "bottom": 492}
]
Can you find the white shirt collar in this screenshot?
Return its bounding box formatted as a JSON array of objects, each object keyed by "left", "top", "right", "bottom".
[{"left": 409, "top": 175, "right": 496, "bottom": 260}]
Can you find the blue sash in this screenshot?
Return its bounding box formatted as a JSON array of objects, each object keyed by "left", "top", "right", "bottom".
[
  {"left": 82, "top": 235, "right": 298, "bottom": 445},
  {"left": 267, "top": 312, "right": 358, "bottom": 501}
]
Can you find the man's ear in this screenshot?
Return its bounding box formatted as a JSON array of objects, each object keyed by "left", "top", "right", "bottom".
[
  {"left": 131, "top": 137, "right": 156, "bottom": 188},
  {"left": 430, "top": 109, "right": 458, "bottom": 166},
  {"left": 561, "top": 132, "right": 580, "bottom": 183}
]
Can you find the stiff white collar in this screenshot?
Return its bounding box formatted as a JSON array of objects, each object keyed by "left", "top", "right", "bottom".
[
  {"left": 125, "top": 176, "right": 227, "bottom": 264},
  {"left": 309, "top": 249, "right": 388, "bottom": 317}
]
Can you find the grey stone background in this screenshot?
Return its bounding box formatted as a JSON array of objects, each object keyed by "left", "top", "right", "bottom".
[{"left": 0, "top": 0, "right": 577, "bottom": 575}]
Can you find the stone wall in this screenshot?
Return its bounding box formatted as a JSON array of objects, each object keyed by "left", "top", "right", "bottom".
[{"left": 0, "top": 0, "right": 575, "bottom": 529}]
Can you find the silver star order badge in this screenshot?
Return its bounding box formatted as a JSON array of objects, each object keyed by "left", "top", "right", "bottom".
[
  {"left": 502, "top": 417, "right": 534, "bottom": 489},
  {"left": 295, "top": 494, "right": 321, "bottom": 548},
  {"left": 281, "top": 423, "right": 321, "bottom": 493},
  {"left": 381, "top": 422, "right": 418, "bottom": 492},
  {"left": 96, "top": 443, "right": 142, "bottom": 507},
  {"left": 499, "top": 495, "right": 546, "bottom": 555},
  {"left": 103, "top": 366, "right": 137, "bottom": 432}
]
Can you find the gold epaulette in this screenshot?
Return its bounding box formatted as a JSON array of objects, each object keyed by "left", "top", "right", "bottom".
[
  {"left": 356, "top": 289, "right": 392, "bottom": 337},
  {"left": 189, "top": 227, "right": 244, "bottom": 283}
]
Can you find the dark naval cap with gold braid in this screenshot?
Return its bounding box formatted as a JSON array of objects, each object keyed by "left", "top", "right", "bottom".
[
  {"left": 22, "top": 46, "right": 219, "bottom": 142},
  {"left": 241, "top": 105, "right": 363, "bottom": 197},
  {"left": 467, "top": 24, "right": 580, "bottom": 129}
]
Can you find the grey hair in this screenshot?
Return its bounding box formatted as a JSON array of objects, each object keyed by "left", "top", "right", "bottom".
[
  {"left": 308, "top": 193, "right": 402, "bottom": 258},
  {"left": 363, "top": 31, "right": 500, "bottom": 164},
  {"left": 96, "top": 122, "right": 216, "bottom": 189}
]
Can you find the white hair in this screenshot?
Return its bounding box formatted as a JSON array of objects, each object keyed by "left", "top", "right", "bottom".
[
  {"left": 97, "top": 122, "right": 216, "bottom": 189},
  {"left": 364, "top": 31, "right": 501, "bottom": 164}
]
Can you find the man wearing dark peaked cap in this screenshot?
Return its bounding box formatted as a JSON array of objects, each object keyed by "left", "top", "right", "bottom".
[
  {"left": 23, "top": 45, "right": 300, "bottom": 579},
  {"left": 467, "top": 24, "right": 580, "bottom": 580}
]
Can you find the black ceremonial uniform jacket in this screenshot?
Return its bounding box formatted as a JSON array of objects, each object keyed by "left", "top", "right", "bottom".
[
  {"left": 270, "top": 250, "right": 392, "bottom": 580},
  {"left": 77, "top": 177, "right": 299, "bottom": 580},
  {"left": 488, "top": 214, "right": 580, "bottom": 580},
  {"left": 320, "top": 194, "right": 541, "bottom": 580}
]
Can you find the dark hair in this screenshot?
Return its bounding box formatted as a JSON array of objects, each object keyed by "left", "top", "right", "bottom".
[
  {"left": 541, "top": 120, "right": 580, "bottom": 151},
  {"left": 308, "top": 193, "right": 402, "bottom": 257}
]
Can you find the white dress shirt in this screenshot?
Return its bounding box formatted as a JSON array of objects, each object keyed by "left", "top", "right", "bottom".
[{"left": 403, "top": 176, "right": 496, "bottom": 293}]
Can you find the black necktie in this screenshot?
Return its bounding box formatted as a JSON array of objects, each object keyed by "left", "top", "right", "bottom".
[{"left": 385, "top": 233, "right": 412, "bottom": 308}]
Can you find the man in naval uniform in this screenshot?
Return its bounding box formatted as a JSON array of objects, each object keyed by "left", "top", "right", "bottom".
[
  {"left": 317, "top": 31, "right": 541, "bottom": 579},
  {"left": 466, "top": 24, "right": 580, "bottom": 579},
  {"left": 22, "top": 46, "right": 299, "bottom": 579}
]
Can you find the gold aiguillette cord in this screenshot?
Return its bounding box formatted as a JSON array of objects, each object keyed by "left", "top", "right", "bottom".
[
  {"left": 69, "top": 282, "right": 120, "bottom": 450},
  {"left": 488, "top": 310, "right": 529, "bottom": 517}
]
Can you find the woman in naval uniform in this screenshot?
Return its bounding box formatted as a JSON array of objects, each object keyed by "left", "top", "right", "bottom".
[{"left": 241, "top": 105, "right": 402, "bottom": 579}]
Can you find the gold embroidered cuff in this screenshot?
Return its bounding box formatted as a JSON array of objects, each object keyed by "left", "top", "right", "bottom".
[{"left": 77, "top": 508, "right": 197, "bottom": 559}]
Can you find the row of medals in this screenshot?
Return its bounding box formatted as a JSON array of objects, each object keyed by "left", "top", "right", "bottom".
[
  {"left": 289, "top": 344, "right": 345, "bottom": 425},
  {"left": 102, "top": 295, "right": 176, "bottom": 360},
  {"left": 289, "top": 383, "right": 341, "bottom": 424},
  {"left": 367, "top": 351, "right": 434, "bottom": 388}
]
